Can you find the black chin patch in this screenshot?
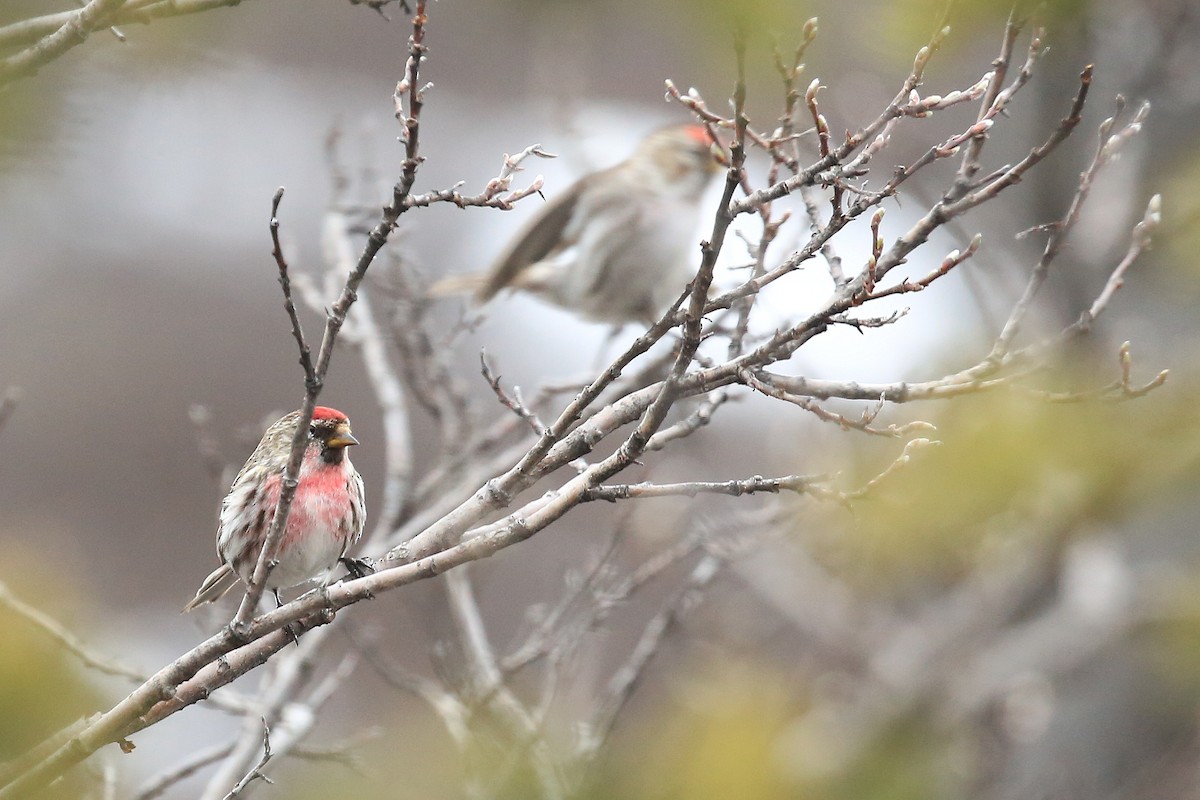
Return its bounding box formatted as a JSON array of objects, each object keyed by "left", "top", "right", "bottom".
[{"left": 322, "top": 446, "right": 347, "bottom": 465}]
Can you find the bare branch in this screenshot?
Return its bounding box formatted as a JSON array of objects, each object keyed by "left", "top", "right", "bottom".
[
  {"left": 232, "top": 0, "right": 433, "bottom": 629},
  {"left": 187, "top": 405, "right": 231, "bottom": 486},
  {"left": 866, "top": 234, "right": 983, "bottom": 300},
  {"left": 944, "top": 14, "right": 1032, "bottom": 202},
  {"left": 1071, "top": 192, "right": 1161, "bottom": 335},
  {"left": 481, "top": 351, "right": 548, "bottom": 436},
  {"left": 740, "top": 369, "right": 936, "bottom": 438},
  {"left": 443, "top": 568, "right": 566, "bottom": 799},
  {"left": 0, "top": 387, "right": 19, "bottom": 435},
  {"left": 1028, "top": 342, "right": 1168, "bottom": 402},
  {"left": 987, "top": 91, "right": 1141, "bottom": 361},
  {"left": 582, "top": 473, "right": 819, "bottom": 503},
  {"left": 0, "top": 580, "right": 145, "bottom": 684},
  {"left": 0, "top": 0, "right": 128, "bottom": 88},
  {"left": 133, "top": 743, "right": 234, "bottom": 800},
  {"left": 843, "top": 437, "right": 940, "bottom": 500},
  {"left": 221, "top": 720, "right": 274, "bottom": 799},
  {"left": 269, "top": 188, "right": 316, "bottom": 388},
  {"left": 401, "top": 142, "right": 553, "bottom": 210},
  {"left": 501, "top": 528, "right": 625, "bottom": 674},
  {"left": 318, "top": 160, "right": 416, "bottom": 531},
  {"left": 577, "top": 554, "right": 725, "bottom": 763}
]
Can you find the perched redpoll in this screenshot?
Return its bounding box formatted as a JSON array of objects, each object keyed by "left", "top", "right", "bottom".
[
  {"left": 183, "top": 407, "right": 366, "bottom": 612},
  {"left": 432, "top": 123, "right": 726, "bottom": 325}
]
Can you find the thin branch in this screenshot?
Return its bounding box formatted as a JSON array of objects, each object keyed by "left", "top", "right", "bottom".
[
  {"left": 232, "top": 201, "right": 316, "bottom": 627},
  {"left": 481, "top": 351, "right": 548, "bottom": 436},
  {"left": 644, "top": 390, "right": 730, "bottom": 451},
  {"left": 233, "top": 0, "right": 432, "bottom": 630},
  {"left": 614, "top": 32, "right": 748, "bottom": 493},
  {"left": 270, "top": 188, "right": 316, "bottom": 387},
  {"left": 443, "top": 568, "right": 566, "bottom": 799},
  {"left": 133, "top": 743, "right": 234, "bottom": 800},
  {"left": 0, "top": 387, "right": 19, "bottom": 435},
  {"left": 0, "top": 580, "right": 145, "bottom": 684},
  {"left": 582, "top": 473, "right": 820, "bottom": 503},
  {"left": 187, "top": 405, "right": 231, "bottom": 486},
  {"left": 317, "top": 159, "right": 415, "bottom": 532},
  {"left": 986, "top": 90, "right": 1138, "bottom": 361},
  {"left": 501, "top": 528, "right": 626, "bottom": 674},
  {"left": 99, "top": 762, "right": 117, "bottom": 800},
  {"left": 740, "top": 369, "right": 935, "bottom": 438},
  {"left": 1070, "top": 193, "right": 1161, "bottom": 335},
  {"left": 221, "top": 720, "right": 274, "bottom": 799},
  {"left": 401, "top": 142, "right": 551, "bottom": 210},
  {"left": 842, "top": 437, "right": 940, "bottom": 500},
  {"left": 133, "top": 728, "right": 377, "bottom": 800},
  {"left": 346, "top": 624, "right": 470, "bottom": 746},
  {"left": 1029, "top": 342, "right": 1167, "bottom": 402},
  {"left": 576, "top": 554, "right": 725, "bottom": 763},
  {"left": 200, "top": 626, "right": 339, "bottom": 799},
  {"left": 944, "top": 14, "right": 1029, "bottom": 203},
  {"left": 866, "top": 234, "right": 982, "bottom": 300},
  {"left": 0, "top": 0, "right": 243, "bottom": 51},
  {"left": 0, "top": 0, "right": 128, "bottom": 88}
]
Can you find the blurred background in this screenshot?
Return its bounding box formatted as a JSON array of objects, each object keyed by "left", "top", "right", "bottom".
[{"left": 2, "top": 0, "right": 1199, "bottom": 798}]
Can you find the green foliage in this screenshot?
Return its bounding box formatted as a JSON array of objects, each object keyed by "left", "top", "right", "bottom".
[
  {"left": 1143, "top": 598, "right": 1200, "bottom": 698},
  {"left": 0, "top": 80, "right": 56, "bottom": 169},
  {"left": 812, "top": 716, "right": 962, "bottom": 800},
  {"left": 620, "top": 665, "right": 801, "bottom": 799},
  {"left": 821, "top": 376, "right": 1196, "bottom": 590},
  {"left": 0, "top": 611, "right": 96, "bottom": 758},
  {"left": 1162, "top": 151, "right": 1200, "bottom": 291},
  {"left": 0, "top": 575, "right": 102, "bottom": 799},
  {"left": 881, "top": 0, "right": 1092, "bottom": 54},
  {"left": 581, "top": 662, "right": 956, "bottom": 800}
]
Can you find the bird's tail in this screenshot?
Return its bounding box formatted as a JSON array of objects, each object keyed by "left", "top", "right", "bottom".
[
  {"left": 182, "top": 563, "right": 239, "bottom": 613},
  {"left": 427, "top": 272, "right": 489, "bottom": 299}
]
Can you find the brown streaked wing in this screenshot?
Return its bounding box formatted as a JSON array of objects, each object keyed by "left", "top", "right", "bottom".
[{"left": 476, "top": 177, "right": 588, "bottom": 302}]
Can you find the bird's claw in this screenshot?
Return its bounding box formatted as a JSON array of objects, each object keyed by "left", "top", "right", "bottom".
[{"left": 340, "top": 556, "right": 376, "bottom": 580}]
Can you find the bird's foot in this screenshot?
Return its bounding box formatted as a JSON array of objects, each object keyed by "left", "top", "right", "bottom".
[{"left": 340, "top": 556, "right": 376, "bottom": 580}]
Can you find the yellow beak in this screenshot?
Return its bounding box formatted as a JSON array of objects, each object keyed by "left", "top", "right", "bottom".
[{"left": 325, "top": 423, "right": 359, "bottom": 449}]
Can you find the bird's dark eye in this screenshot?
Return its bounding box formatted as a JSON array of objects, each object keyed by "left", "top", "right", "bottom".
[{"left": 309, "top": 424, "right": 317, "bottom": 436}]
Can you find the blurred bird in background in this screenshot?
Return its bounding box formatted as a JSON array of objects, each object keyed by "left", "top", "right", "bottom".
[{"left": 431, "top": 123, "right": 726, "bottom": 325}]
